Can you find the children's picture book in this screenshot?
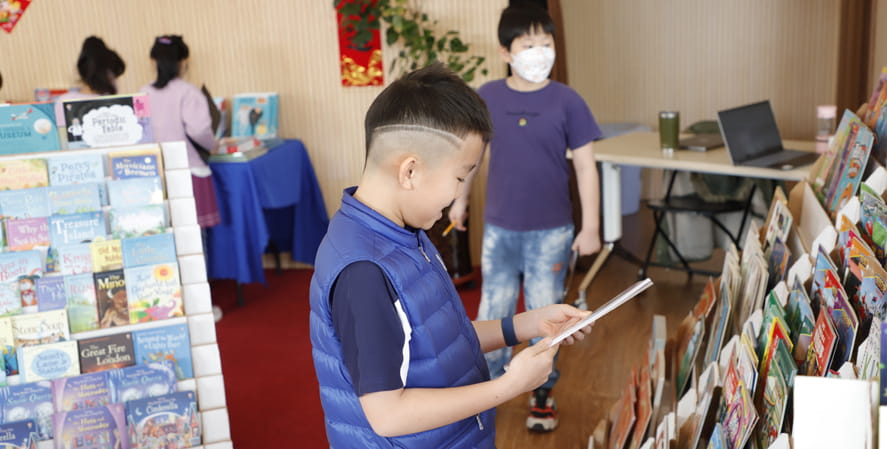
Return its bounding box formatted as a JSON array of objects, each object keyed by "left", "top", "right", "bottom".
[
  {"left": 0, "top": 419, "right": 39, "bottom": 449},
  {"left": 856, "top": 316, "right": 881, "bottom": 381},
  {"left": 722, "top": 380, "right": 757, "bottom": 449},
  {"left": 89, "top": 239, "right": 122, "bottom": 272},
  {"left": 703, "top": 280, "right": 732, "bottom": 366},
  {"left": 0, "top": 159, "right": 48, "bottom": 191},
  {"left": 0, "top": 188, "right": 49, "bottom": 220},
  {"left": 825, "top": 112, "right": 874, "bottom": 214},
  {"left": 755, "top": 363, "right": 789, "bottom": 449},
  {"left": 46, "top": 154, "right": 105, "bottom": 187},
  {"left": 805, "top": 308, "right": 838, "bottom": 376},
  {"left": 35, "top": 276, "right": 65, "bottom": 312},
  {"left": 64, "top": 273, "right": 98, "bottom": 333},
  {"left": 11, "top": 309, "right": 69, "bottom": 347},
  {"left": 132, "top": 324, "right": 193, "bottom": 380},
  {"left": 676, "top": 317, "right": 704, "bottom": 396},
  {"left": 608, "top": 376, "right": 637, "bottom": 449},
  {"left": 108, "top": 205, "right": 167, "bottom": 240},
  {"left": 0, "top": 381, "right": 53, "bottom": 440},
  {"left": 52, "top": 404, "right": 128, "bottom": 449},
  {"left": 17, "top": 340, "right": 80, "bottom": 383},
  {"left": 106, "top": 176, "right": 163, "bottom": 208},
  {"left": 125, "top": 391, "right": 201, "bottom": 449},
  {"left": 0, "top": 317, "right": 16, "bottom": 376},
  {"left": 231, "top": 92, "right": 279, "bottom": 139},
  {"left": 46, "top": 183, "right": 101, "bottom": 216},
  {"left": 124, "top": 263, "right": 183, "bottom": 323},
  {"left": 48, "top": 211, "right": 105, "bottom": 247},
  {"left": 708, "top": 422, "right": 727, "bottom": 449},
  {"left": 77, "top": 333, "right": 135, "bottom": 373},
  {"left": 109, "top": 152, "right": 159, "bottom": 180},
  {"left": 51, "top": 371, "right": 112, "bottom": 412},
  {"left": 93, "top": 269, "right": 128, "bottom": 329},
  {"left": 0, "top": 250, "right": 42, "bottom": 286},
  {"left": 62, "top": 94, "right": 152, "bottom": 150},
  {"left": 5, "top": 216, "right": 49, "bottom": 252},
  {"left": 120, "top": 232, "right": 176, "bottom": 269},
  {"left": 108, "top": 360, "right": 176, "bottom": 403},
  {"left": 786, "top": 280, "right": 816, "bottom": 366},
  {"left": 54, "top": 243, "right": 93, "bottom": 276},
  {"left": 0, "top": 282, "right": 21, "bottom": 317},
  {"left": 0, "top": 103, "right": 60, "bottom": 154}
]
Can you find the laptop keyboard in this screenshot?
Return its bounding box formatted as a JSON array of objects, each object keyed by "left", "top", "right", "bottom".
[{"left": 745, "top": 149, "right": 816, "bottom": 168}]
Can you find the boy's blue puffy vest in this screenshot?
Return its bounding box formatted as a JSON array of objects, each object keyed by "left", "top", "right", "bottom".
[{"left": 310, "top": 188, "right": 496, "bottom": 448}]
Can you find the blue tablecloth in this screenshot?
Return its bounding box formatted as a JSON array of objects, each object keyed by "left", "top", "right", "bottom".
[{"left": 207, "top": 139, "right": 329, "bottom": 284}]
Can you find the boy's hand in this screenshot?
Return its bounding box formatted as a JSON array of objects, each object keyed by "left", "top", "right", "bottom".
[
  {"left": 448, "top": 198, "right": 469, "bottom": 231},
  {"left": 572, "top": 228, "right": 601, "bottom": 256},
  {"left": 517, "top": 304, "right": 593, "bottom": 345},
  {"left": 503, "top": 338, "right": 559, "bottom": 392}
]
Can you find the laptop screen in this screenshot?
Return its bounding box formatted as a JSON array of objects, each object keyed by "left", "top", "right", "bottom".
[{"left": 717, "top": 100, "right": 784, "bottom": 164}]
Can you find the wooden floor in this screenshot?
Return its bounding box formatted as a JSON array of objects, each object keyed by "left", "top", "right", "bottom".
[{"left": 492, "top": 209, "right": 720, "bottom": 449}]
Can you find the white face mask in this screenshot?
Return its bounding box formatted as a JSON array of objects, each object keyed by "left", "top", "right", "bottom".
[{"left": 509, "top": 47, "right": 555, "bottom": 83}]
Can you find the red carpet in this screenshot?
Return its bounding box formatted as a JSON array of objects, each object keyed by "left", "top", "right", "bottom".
[{"left": 212, "top": 269, "right": 485, "bottom": 448}]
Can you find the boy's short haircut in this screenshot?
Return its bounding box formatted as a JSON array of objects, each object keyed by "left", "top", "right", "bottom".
[
  {"left": 364, "top": 62, "right": 493, "bottom": 158},
  {"left": 497, "top": 2, "right": 556, "bottom": 49}
]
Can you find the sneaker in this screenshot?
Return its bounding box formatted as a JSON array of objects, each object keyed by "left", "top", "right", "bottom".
[{"left": 526, "top": 388, "right": 558, "bottom": 432}]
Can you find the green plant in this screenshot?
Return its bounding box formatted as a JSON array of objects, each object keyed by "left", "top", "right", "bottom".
[{"left": 334, "top": 0, "right": 488, "bottom": 82}]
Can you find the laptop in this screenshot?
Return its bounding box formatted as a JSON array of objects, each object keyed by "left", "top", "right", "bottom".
[
  {"left": 679, "top": 133, "right": 723, "bottom": 152},
  {"left": 717, "top": 100, "right": 819, "bottom": 170}
]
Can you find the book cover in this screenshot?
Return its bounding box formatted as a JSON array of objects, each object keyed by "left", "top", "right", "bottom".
[
  {"left": 132, "top": 324, "right": 193, "bottom": 380},
  {"left": 54, "top": 243, "right": 93, "bottom": 276},
  {"left": 5, "top": 217, "right": 49, "bottom": 252},
  {"left": 109, "top": 153, "right": 159, "bottom": 180},
  {"left": 52, "top": 404, "right": 128, "bottom": 449},
  {"left": 106, "top": 176, "right": 163, "bottom": 208},
  {"left": 120, "top": 233, "right": 177, "bottom": 268},
  {"left": 108, "top": 360, "right": 176, "bottom": 403},
  {"left": 46, "top": 184, "right": 101, "bottom": 216},
  {"left": 0, "top": 381, "right": 53, "bottom": 440},
  {"left": 0, "top": 282, "right": 22, "bottom": 317},
  {"left": 77, "top": 333, "right": 135, "bottom": 373},
  {"left": 0, "top": 159, "right": 48, "bottom": 191},
  {"left": 755, "top": 363, "right": 788, "bottom": 449},
  {"left": 48, "top": 211, "right": 106, "bottom": 247},
  {"left": 125, "top": 391, "right": 200, "bottom": 449},
  {"left": 708, "top": 422, "right": 727, "bottom": 449},
  {"left": 881, "top": 320, "right": 887, "bottom": 404},
  {"left": 0, "top": 103, "right": 60, "bottom": 154},
  {"left": 0, "top": 188, "right": 49, "bottom": 220},
  {"left": 0, "top": 317, "right": 16, "bottom": 376},
  {"left": 722, "top": 381, "right": 757, "bottom": 449},
  {"left": 857, "top": 317, "right": 881, "bottom": 381},
  {"left": 89, "top": 239, "right": 122, "bottom": 272},
  {"left": 64, "top": 273, "right": 98, "bottom": 334},
  {"left": 786, "top": 280, "right": 816, "bottom": 366},
  {"left": 0, "top": 251, "right": 43, "bottom": 312},
  {"left": 231, "top": 92, "right": 279, "bottom": 139},
  {"left": 676, "top": 318, "right": 704, "bottom": 397},
  {"left": 11, "top": 309, "right": 69, "bottom": 347},
  {"left": 51, "top": 371, "right": 112, "bottom": 412},
  {"left": 46, "top": 154, "right": 104, "bottom": 186},
  {"left": 0, "top": 419, "right": 39, "bottom": 448},
  {"left": 806, "top": 309, "right": 838, "bottom": 376},
  {"left": 17, "top": 340, "right": 80, "bottom": 383},
  {"left": 827, "top": 115, "right": 874, "bottom": 213},
  {"left": 35, "top": 276, "right": 65, "bottom": 313},
  {"left": 108, "top": 205, "right": 166, "bottom": 240},
  {"left": 124, "top": 264, "right": 183, "bottom": 323},
  {"left": 62, "top": 94, "right": 152, "bottom": 150},
  {"left": 93, "top": 270, "right": 128, "bottom": 329},
  {"left": 702, "top": 280, "right": 731, "bottom": 366}
]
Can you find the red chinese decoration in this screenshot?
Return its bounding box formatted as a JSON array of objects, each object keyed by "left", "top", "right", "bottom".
[
  {"left": 336, "top": 0, "right": 383, "bottom": 87},
  {"left": 0, "top": 0, "right": 31, "bottom": 34}
]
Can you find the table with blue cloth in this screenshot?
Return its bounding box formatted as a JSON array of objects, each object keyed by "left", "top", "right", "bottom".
[{"left": 207, "top": 139, "right": 328, "bottom": 300}]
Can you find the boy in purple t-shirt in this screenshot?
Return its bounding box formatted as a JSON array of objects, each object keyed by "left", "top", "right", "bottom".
[{"left": 449, "top": 3, "right": 603, "bottom": 432}]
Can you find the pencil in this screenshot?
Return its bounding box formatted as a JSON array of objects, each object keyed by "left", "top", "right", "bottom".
[{"left": 442, "top": 222, "right": 455, "bottom": 237}]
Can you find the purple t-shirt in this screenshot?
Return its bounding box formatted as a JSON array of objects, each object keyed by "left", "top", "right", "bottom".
[{"left": 478, "top": 79, "right": 602, "bottom": 231}]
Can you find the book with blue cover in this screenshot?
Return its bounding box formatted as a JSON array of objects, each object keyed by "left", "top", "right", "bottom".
[
  {"left": 0, "top": 381, "right": 53, "bottom": 440},
  {"left": 110, "top": 153, "right": 159, "bottom": 180},
  {"left": 64, "top": 273, "right": 99, "bottom": 333},
  {"left": 231, "top": 92, "right": 279, "bottom": 139},
  {"left": 0, "top": 103, "right": 61, "bottom": 154},
  {"left": 0, "top": 188, "right": 50, "bottom": 220},
  {"left": 48, "top": 211, "right": 105, "bottom": 247},
  {"left": 54, "top": 243, "right": 93, "bottom": 276},
  {"left": 35, "top": 276, "right": 66, "bottom": 312},
  {"left": 16, "top": 340, "right": 80, "bottom": 383},
  {"left": 46, "top": 184, "right": 101, "bottom": 216},
  {"left": 0, "top": 282, "right": 21, "bottom": 317},
  {"left": 108, "top": 361, "right": 176, "bottom": 403},
  {"left": 132, "top": 324, "right": 192, "bottom": 380},
  {"left": 107, "top": 177, "right": 163, "bottom": 208},
  {"left": 51, "top": 371, "right": 112, "bottom": 412},
  {"left": 0, "top": 317, "right": 17, "bottom": 376},
  {"left": 5, "top": 217, "right": 49, "bottom": 252},
  {"left": 77, "top": 333, "right": 135, "bottom": 373},
  {"left": 0, "top": 419, "right": 39, "bottom": 448},
  {"left": 108, "top": 205, "right": 166, "bottom": 240},
  {"left": 62, "top": 93, "right": 152, "bottom": 151},
  {"left": 125, "top": 264, "right": 183, "bottom": 324},
  {"left": 0, "top": 251, "right": 43, "bottom": 313},
  {"left": 121, "top": 233, "right": 177, "bottom": 268},
  {"left": 47, "top": 154, "right": 104, "bottom": 186},
  {"left": 11, "top": 309, "right": 69, "bottom": 347},
  {"left": 0, "top": 160, "right": 49, "bottom": 191},
  {"left": 125, "top": 391, "right": 200, "bottom": 449},
  {"left": 52, "top": 404, "right": 128, "bottom": 449}
]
